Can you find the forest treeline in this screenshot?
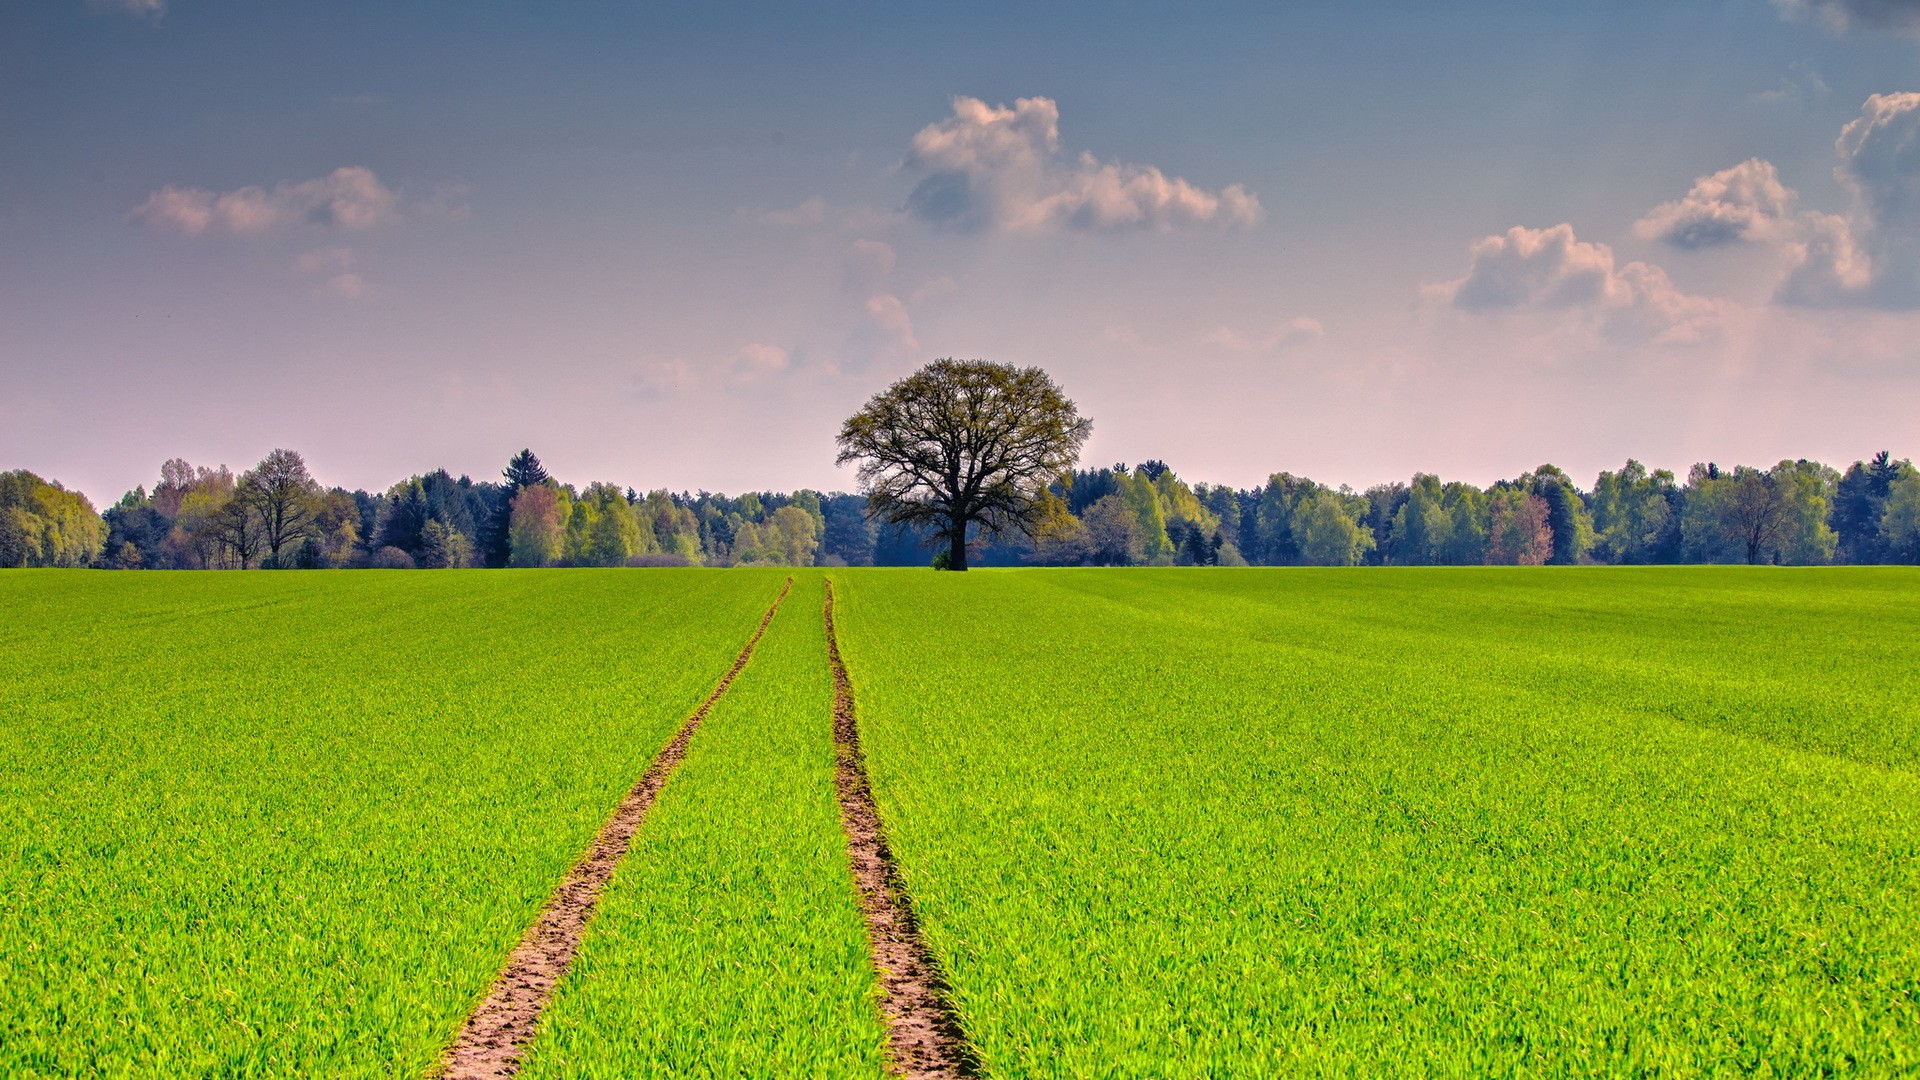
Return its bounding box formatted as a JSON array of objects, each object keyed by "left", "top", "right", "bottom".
[{"left": 2, "top": 447, "right": 1918, "bottom": 570}]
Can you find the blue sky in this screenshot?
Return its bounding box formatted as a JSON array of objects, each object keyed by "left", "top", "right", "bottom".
[{"left": 4, "top": 0, "right": 1918, "bottom": 503}]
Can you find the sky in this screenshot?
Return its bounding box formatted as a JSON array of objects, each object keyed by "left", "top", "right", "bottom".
[{"left": 4, "top": 0, "right": 1920, "bottom": 505}]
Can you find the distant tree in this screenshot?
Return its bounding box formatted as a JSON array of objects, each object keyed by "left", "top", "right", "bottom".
[
  {"left": 1832, "top": 452, "right": 1905, "bottom": 564},
  {"left": 1294, "top": 492, "right": 1373, "bottom": 566},
  {"left": 508, "top": 484, "right": 566, "bottom": 568},
  {"left": 483, "top": 449, "right": 549, "bottom": 568},
  {"left": 764, "top": 505, "right": 821, "bottom": 566},
  {"left": 1487, "top": 490, "right": 1552, "bottom": 565},
  {"left": 238, "top": 449, "right": 320, "bottom": 568},
  {"left": 1528, "top": 465, "right": 1592, "bottom": 565},
  {"left": 374, "top": 479, "right": 431, "bottom": 556},
  {"left": 210, "top": 490, "right": 262, "bottom": 568},
  {"left": 1685, "top": 461, "right": 1836, "bottom": 565},
  {"left": 1362, "top": 483, "right": 1409, "bottom": 566},
  {"left": 1882, "top": 468, "right": 1920, "bottom": 563},
  {"left": 370, "top": 546, "right": 416, "bottom": 570},
  {"left": 1591, "top": 460, "right": 1676, "bottom": 565},
  {"left": 1080, "top": 493, "right": 1148, "bottom": 565},
  {"left": 821, "top": 494, "right": 877, "bottom": 566},
  {"left": 1437, "top": 482, "right": 1489, "bottom": 565},
  {"left": 101, "top": 489, "right": 170, "bottom": 569},
  {"left": 837, "top": 359, "right": 1091, "bottom": 571},
  {"left": 0, "top": 470, "right": 105, "bottom": 568},
  {"left": 1388, "top": 474, "right": 1450, "bottom": 565},
  {"left": 417, "top": 520, "right": 473, "bottom": 569}
]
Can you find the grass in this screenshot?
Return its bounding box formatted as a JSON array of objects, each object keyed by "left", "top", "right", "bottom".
[
  {"left": 834, "top": 567, "right": 1920, "bottom": 1076},
  {"left": 6, "top": 566, "right": 1917, "bottom": 1075},
  {"left": 0, "top": 568, "right": 787, "bottom": 1077},
  {"left": 518, "top": 573, "right": 889, "bottom": 1077}
]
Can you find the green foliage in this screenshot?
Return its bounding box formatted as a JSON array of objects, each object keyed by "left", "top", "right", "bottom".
[
  {"left": 0, "top": 470, "right": 104, "bottom": 568},
  {"left": 837, "top": 568, "right": 1920, "bottom": 1075},
  {"left": 0, "top": 569, "right": 788, "bottom": 1074},
  {"left": 1293, "top": 491, "right": 1373, "bottom": 566}
]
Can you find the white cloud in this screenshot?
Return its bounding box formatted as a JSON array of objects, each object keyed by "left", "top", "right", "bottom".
[
  {"left": 1439, "top": 224, "right": 1723, "bottom": 345},
  {"left": 1634, "top": 159, "right": 1800, "bottom": 248},
  {"left": 1774, "top": 0, "right": 1920, "bottom": 37},
  {"left": 130, "top": 167, "right": 399, "bottom": 237},
  {"left": 727, "top": 343, "right": 790, "bottom": 386},
  {"left": 1780, "top": 92, "right": 1920, "bottom": 307},
  {"left": 1201, "top": 317, "right": 1324, "bottom": 353},
  {"left": 903, "top": 95, "right": 1262, "bottom": 234}
]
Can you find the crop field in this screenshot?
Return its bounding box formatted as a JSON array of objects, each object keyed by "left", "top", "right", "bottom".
[
  {"left": 3, "top": 566, "right": 1918, "bottom": 1076},
  {"left": 837, "top": 568, "right": 1920, "bottom": 1075},
  {"left": 0, "top": 569, "right": 789, "bottom": 1075}
]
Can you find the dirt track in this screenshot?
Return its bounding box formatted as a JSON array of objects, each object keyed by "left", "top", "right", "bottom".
[
  {"left": 437, "top": 577, "right": 793, "bottom": 1079},
  {"left": 824, "top": 579, "right": 980, "bottom": 1078}
]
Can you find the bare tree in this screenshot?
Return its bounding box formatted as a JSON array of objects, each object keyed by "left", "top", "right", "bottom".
[
  {"left": 837, "top": 358, "right": 1091, "bottom": 571},
  {"left": 1723, "top": 467, "right": 1788, "bottom": 565},
  {"left": 239, "top": 448, "right": 320, "bottom": 568}
]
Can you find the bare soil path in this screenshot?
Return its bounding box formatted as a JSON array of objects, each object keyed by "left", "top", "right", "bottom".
[
  {"left": 437, "top": 577, "right": 793, "bottom": 1079},
  {"left": 823, "top": 579, "right": 981, "bottom": 1078}
]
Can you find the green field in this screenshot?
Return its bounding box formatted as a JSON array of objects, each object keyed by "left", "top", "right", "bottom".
[{"left": 4, "top": 567, "right": 1918, "bottom": 1076}]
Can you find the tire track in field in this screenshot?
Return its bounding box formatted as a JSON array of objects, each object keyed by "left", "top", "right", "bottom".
[
  {"left": 438, "top": 577, "right": 793, "bottom": 1079},
  {"left": 824, "top": 579, "right": 980, "bottom": 1079}
]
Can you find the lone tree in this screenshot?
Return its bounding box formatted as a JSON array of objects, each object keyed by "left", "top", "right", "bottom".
[
  {"left": 837, "top": 358, "right": 1091, "bottom": 571},
  {"left": 238, "top": 448, "right": 320, "bottom": 569}
]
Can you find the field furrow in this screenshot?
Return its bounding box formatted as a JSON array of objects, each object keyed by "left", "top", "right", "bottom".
[
  {"left": 517, "top": 574, "right": 890, "bottom": 1078},
  {"left": 825, "top": 577, "right": 980, "bottom": 1078},
  {"left": 835, "top": 568, "right": 1920, "bottom": 1076},
  {"left": 441, "top": 576, "right": 792, "bottom": 1078},
  {"left": 0, "top": 569, "right": 789, "bottom": 1076}
]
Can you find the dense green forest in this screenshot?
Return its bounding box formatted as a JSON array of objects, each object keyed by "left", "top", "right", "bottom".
[{"left": 2, "top": 447, "right": 1917, "bottom": 570}]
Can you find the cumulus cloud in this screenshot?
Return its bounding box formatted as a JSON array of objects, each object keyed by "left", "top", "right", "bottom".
[
  {"left": 130, "top": 167, "right": 399, "bottom": 237},
  {"left": 903, "top": 95, "right": 1262, "bottom": 234},
  {"left": 1780, "top": 92, "right": 1920, "bottom": 306},
  {"left": 1774, "top": 0, "right": 1920, "bottom": 37},
  {"left": 727, "top": 343, "right": 790, "bottom": 387},
  {"left": 1439, "top": 224, "right": 1722, "bottom": 344},
  {"left": 1634, "top": 159, "right": 1800, "bottom": 248}
]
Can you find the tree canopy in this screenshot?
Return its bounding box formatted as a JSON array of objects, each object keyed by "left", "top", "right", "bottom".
[{"left": 836, "top": 358, "right": 1091, "bottom": 570}]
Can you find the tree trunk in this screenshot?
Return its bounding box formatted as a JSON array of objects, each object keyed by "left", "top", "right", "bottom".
[{"left": 947, "top": 520, "right": 969, "bottom": 571}]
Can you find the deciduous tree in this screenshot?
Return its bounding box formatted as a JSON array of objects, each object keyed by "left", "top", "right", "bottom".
[{"left": 837, "top": 359, "right": 1091, "bottom": 571}]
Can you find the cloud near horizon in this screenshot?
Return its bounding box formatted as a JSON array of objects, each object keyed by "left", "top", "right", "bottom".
[
  {"left": 903, "top": 96, "right": 1262, "bottom": 234},
  {"left": 130, "top": 167, "right": 398, "bottom": 237},
  {"left": 1440, "top": 224, "right": 1723, "bottom": 345}
]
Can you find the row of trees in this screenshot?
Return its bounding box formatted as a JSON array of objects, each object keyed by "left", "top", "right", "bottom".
[
  {"left": 3, "top": 449, "right": 1916, "bottom": 570},
  {"left": 986, "top": 453, "right": 1916, "bottom": 568}
]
